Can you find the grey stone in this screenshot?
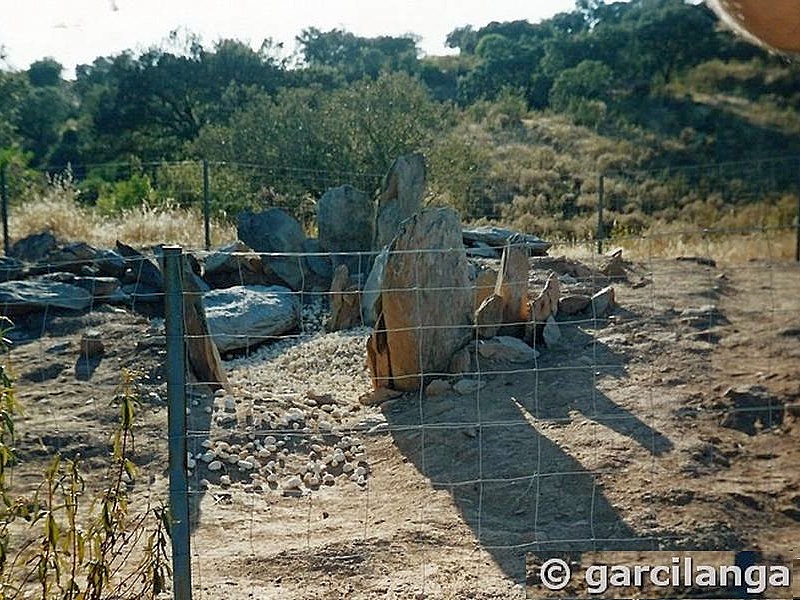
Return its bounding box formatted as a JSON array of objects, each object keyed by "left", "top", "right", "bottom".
[
  {"left": 302, "top": 238, "right": 333, "bottom": 281},
  {"left": 0, "top": 279, "right": 92, "bottom": 315},
  {"left": 462, "top": 226, "right": 551, "bottom": 255},
  {"left": 116, "top": 241, "right": 163, "bottom": 290},
  {"left": 203, "top": 241, "right": 266, "bottom": 288},
  {"left": 9, "top": 231, "right": 58, "bottom": 263},
  {"left": 589, "top": 286, "right": 615, "bottom": 317},
  {"left": 237, "top": 209, "right": 307, "bottom": 290},
  {"left": 80, "top": 330, "right": 105, "bottom": 358},
  {"left": 373, "top": 153, "right": 425, "bottom": 250},
  {"left": 204, "top": 285, "right": 300, "bottom": 353},
  {"left": 558, "top": 294, "right": 592, "bottom": 316},
  {"left": 361, "top": 246, "right": 388, "bottom": 326},
  {"left": 543, "top": 316, "right": 561, "bottom": 346},
  {"left": 39, "top": 272, "right": 121, "bottom": 301},
  {"left": 318, "top": 185, "right": 373, "bottom": 271},
  {"left": 477, "top": 336, "right": 539, "bottom": 363},
  {"left": 0, "top": 256, "right": 23, "bottom": 282}
]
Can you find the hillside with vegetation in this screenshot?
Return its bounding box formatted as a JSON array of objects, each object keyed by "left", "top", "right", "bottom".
[{"left": 1, "top": 0, "right": 798, "bottom": 249}]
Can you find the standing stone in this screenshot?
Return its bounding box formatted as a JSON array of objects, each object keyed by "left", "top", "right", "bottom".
[
  {"left": 495, "top": 241, "right": 530, "bottom": 328},
  {"left": 366, "top": 208, "right": 472, "bottom": 392},
  {"left": 237, "top": 209, "right": 307, "bottom": 291},
  {"left": 325, "top": 264, "right": 362, "bottom": 332},
  {"left": 373, "top": 154, "right": 426, "bottom": 250},
  {"left": 473, "top": 268, "right": 498, "bottom": 312},
  {"left": 526, "top": 274, "right": 561, "bottom": 345},
  {"left": 318, "top": 185, "right": 373, "bottom": 273},
  {"left": 475, "top": 293, "right": 504, "bottom": 339}
]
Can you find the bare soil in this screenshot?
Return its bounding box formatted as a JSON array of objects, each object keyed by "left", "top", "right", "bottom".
[{"left": 5, "top": 257, "right": 800, "bottom": 599}]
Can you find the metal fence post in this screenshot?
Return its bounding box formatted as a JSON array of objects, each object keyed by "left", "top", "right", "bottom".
[
  {"left": 597, "top": 173, "right": 605, "bottom": 255},
  {"left": 163, "top": 246, "right": 193, "bottom": 600},
  {"left": 202, "top": 160, "right": 210, "bottom": 252},
  {"left": 1, "top": 164, "right": 8, "bottom": 256}
]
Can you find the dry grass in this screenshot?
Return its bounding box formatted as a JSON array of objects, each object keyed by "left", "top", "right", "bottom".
[
  {"left": 550, "top": 227, "right": 797, "bottom": 265},
  {"left": 9, "top": 184, "right": 236, "bottom": 250}
]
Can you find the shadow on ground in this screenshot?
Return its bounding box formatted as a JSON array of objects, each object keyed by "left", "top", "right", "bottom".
[{"left": 383, "top": 318, "right": 672, "bottom": 582}]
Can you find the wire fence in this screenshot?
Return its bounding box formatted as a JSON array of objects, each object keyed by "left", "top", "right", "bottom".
[{"left": 0, "top": 155, "right": 799, "bottom": 599}]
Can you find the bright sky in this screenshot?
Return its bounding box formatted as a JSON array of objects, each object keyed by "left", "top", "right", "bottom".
[{"left": 0, "top": 0, "right": 577, "bottom": 75}]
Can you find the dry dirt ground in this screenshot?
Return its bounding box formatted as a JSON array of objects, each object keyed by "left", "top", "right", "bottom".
[{"left": 5, "top": 256, "right": 800, "bottom": 599}]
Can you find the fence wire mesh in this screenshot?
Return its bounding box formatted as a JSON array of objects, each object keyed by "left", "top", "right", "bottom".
[{"left": 0, "top": 157, "right": 798, "bottom": 599}]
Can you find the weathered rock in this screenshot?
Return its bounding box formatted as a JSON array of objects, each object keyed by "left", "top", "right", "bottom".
[
  {"left": 542, "top": 316, "right": 561, "bottom": 346},
  {"left": 9, "top": 231, "right": 58, "bottom": 263},
  {"left": 373, "top": 153, "right": 426, "bottom": 250},
  {"left": 720, "top": 385, "right": 784, "bottom": 435},
  {"left": 558, "top": 294, "right": 592, "bottom": 316},
  {"left": 465, "top": 241, "right": 499, "bottom": 258},
  {"left": 205, "top": 285, "right": 300, "bottom": 353},
  {"left": 181, "top": 257, "right": 229, "bottom": 392},
  {"left": 362, "top": 246, "right": 388, "bottom": 326},
  {"left": 453, "top": 378, "right": 488, "bottom": 395},
  {"left": 448, "top": 346, "right": 471, "bottom": 375},
  {"left": 0, "top": 256, "right": 23, "bottom": 282},
  {"left": 318, "top": 185, "right": 373, "bottom": 271},
  {"left": 80, "top": 330, "right": 105, "bottom": 358},
  {"left": 116, "top": 241, "right": 163, "bottom": 290},
  {"left": 325, "top": 264, "right": 362, "bottom": 332},
  {"left": 473, "top": 268, "right": 498, "bottom": 312},
  {"left": 366, "top": 208, "right": 472, "bottom": 392},
  {"left": 530, "top": 256, "right": 604, "bottom": 284},
  {"left": 530, "top": 274, "right": 561, "bottom": 323},
  {"left": 679, "top": 305, "right": 728, "bottom": 329},
  {"left": 45, "top": 241, "right": 107, "bottom": 274},
  {"left": 495, "top": 242, "right": 530, "bottom": 328},
  {"left": 203, "top": 241, "right": 266, "bottom": 288},
  {"left": 39, "top": 272, "right": 121, "bottom": 301},
  {"left": 589, "top": 286, "right": 615, "bottom": 317},
  {"left": 477, "top": 336, "right": 539, "bottom": 363},
  {"left": 0, "top": 279, "right": 92, "bottom": 315},
  {"left": 425, "top": 379, "right": 452, "bottom": 396},
  {"left": 475, "top": 293, "right": 504, "bottom": 339},
  {"left": 462, "top": 226, "right": 550, "bottom": 256},
  {"left": 302, "top": 238, "right": 333, "bottom": 281},
  {"left": 600, "top": 254, "right": 627, "bottom": 280},
  {"left": 237, "top": 209, "right": 307, "bottom": 290},
  {"left": 526, "top": 274, "right": 561, "bottom": 345}
]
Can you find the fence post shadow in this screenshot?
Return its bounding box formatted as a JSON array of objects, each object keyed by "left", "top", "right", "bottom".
[{"left": 381, "top": 319, "right": 670, "bottom": 582}]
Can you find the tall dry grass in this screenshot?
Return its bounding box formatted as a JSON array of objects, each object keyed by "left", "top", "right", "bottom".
[{"left": 9, "top": 181, "right": 236, "bottom": 250}]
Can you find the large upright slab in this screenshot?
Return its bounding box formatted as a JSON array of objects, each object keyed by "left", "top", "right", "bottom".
[
  {"left": 373, "top": 153, "right": 426, "bottom": 251},
  {"left": 237, "top": 209, "right": 307, "bottom": 291},
  {"left": 367, "top": 208, "right": 473, "bottom": 392},
  {"left": 318, "top": 185, "right": 373, "bottom": 273}
]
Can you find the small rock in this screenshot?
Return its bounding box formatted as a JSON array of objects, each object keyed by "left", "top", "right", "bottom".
[
  {"left": 79, "top": 330, "right": 105, "bottom": 358},
  {"left": 283, "top": 475, "right": 302, "bottom": 490},
  {"left": 589, "top": 286, "right": 615, "bottom": 317},
  {"left": 207, "top": 461, "right": 223, "bottom": 471},
  {"left": 558, "top": 294, "right": 591, "bottom": 316},
  {"left": 453, "top": 378, "right": 488, "bottom": 395},
  {"left": 477, "top": 336, "right": 539, "bottom": 363},
  {"left": 219, "top": 475, "right": 231, "bottom": 487},
  {"left": 425, "top": 379, "right": 452, "bottom": 396}
]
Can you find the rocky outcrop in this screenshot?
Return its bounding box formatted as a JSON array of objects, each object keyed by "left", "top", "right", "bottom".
[{"left": 367, "top": 208, "right": 472, "bottom": 392}]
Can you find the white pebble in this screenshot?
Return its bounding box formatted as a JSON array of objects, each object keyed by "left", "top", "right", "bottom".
[
  {"left": 207, "top": 461, "right": 222, "bottom": 471},
  {"left": 283, "top": 476, "right": 302, "bottom": 490},
  {"left": 237, "top": 460, "right": 255, "bottom": 470},
  {"left": 219, "top": 475, "right": 231, "bottom": 486}
]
